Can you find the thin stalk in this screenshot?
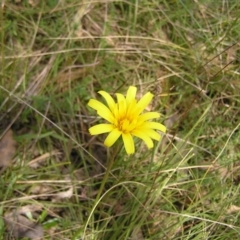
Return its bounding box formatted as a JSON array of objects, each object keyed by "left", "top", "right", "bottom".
[{"left": 95, "top": 145, "right": 119, "bottom": 203}]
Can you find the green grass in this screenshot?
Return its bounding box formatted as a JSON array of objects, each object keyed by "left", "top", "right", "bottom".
[{"left": 1, "top": 0, "right": 240, "bottom": 239}]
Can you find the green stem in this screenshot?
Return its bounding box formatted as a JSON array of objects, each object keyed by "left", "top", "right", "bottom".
[
  {"left": 82, "top": 145, "right": 120, "bottom": 238},
  {"left": 95, "top": 145, "right": 119, "bottom": 204}
]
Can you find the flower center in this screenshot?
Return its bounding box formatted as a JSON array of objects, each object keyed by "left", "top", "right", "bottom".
[
  {"left": 117, "top": 117, "right": 138, "bottom": 133},
  {"left": 118, "top": 118, "right": 131, "bottom": 133}
]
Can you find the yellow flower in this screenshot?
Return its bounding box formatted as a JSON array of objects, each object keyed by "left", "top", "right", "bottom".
[{"left": 88, "top": 86, "right": 166, "bottom": 154}]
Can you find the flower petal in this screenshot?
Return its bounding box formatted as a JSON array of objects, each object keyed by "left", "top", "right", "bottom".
[
  {"left": 89, "top": 124, "right": 114, "bottom": 135},
  {"left": 118, "top": 100, "right": 127, "bottom": 118},
  {"left": 104, "top": 128, "right": 122, "bottom": 147},
  {"left": 137, "top": 112, "right": 160, "bottom": 123},
  {"left": 136, "top": 92, "right": 153, "bottom": 113},
  {"left": 131, "top": 129, "right": 154, "bottom": 148},
  {"left": 98, "top": 91, "right": 115, "bottom": 112},
  {"left": 126, "top": 99, "right": 137, "bottom": 119},
  {"left": 115, "top": 94, "right": 126, "bottom": 118},
  {"left": 145, "top": 129, "right": 161, "bottom": 140},
  {"left": 141, "top": 122, "right": 166, "bottom": 133},
  {"left": 112, "top": 104, "right": 119, "bottom": 124},
  {"left": 122, "top": 133, "right": 135, "bottom": 154},
  {"left": 126, "top": 86, "right": 137, "bottom": 104},
  {"left": 135, "top": 128, "right": 160, "bottom": 141},
  {"left": 88, "top": 99, "right": 114, "bottom": 123},
  {"left": 116, "top": 93, "right": 125, "bottom": 103}
]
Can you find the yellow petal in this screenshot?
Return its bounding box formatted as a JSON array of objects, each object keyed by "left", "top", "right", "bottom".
[
  {"left": 126, "top": 86, "right": 137, "bottom": 104},
  {"left": 137, "top": 112, "right": 160, "bottom": 123},
  {"left": 136, "top": 92, "right": 153, "bottom": 113},
  {"left": 104, "top": 128, "right": 122, "bottom": 147},
  {"left": 141, "top": 122, "right": 166, "bottom": 133},
  {"left": 135, "top": 128, "right": 160, "bottom": 141},
  {"left": 98, "top": 91, "right": 115, "bottom": 112},
  {"left": 116, "top": 93, "right": 125, "bottom": 103},
  {"left": 115, "top": 94, "right": 126, "bottom": 118},
  {"left": 126, "top": 121, "right": 138, "bottom": 132},
  {"left": 112, "top": 104, "right": 119, "bottom": 123},
  {"left": 131, "top": 129, "right": 154, "bottom": 148},
  {"left": 89, "top": 124, "right": 114, "bottom": 135},
  {"left": 118, "top": 99, "right": 127, "bottom": 118},
  {"left": 146, "top": 129, "right": 161, "bottom": 140},
  {"left": 88, "top": 99, "right": 114, "bottom": 123},
  {"left": 126, "top": 99, "right": 137, "bottom": 119},
  {"left": 122, "top": 133, "right": 135, "bottom": 154}
]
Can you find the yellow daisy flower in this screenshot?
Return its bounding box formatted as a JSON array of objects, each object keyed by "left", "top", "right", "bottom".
[{"left": 88, "top": 86, "right": 166, "bottom": 154}]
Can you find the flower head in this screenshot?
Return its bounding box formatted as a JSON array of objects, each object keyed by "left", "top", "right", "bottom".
[{"left": 88, "top": 86, "right": 166, "bottom": 154}]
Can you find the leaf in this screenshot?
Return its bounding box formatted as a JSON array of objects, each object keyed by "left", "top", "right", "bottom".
[
  {"left": 131, "top": 227, "right": 144, "bottom": 240},
  {"left": 4, "top": 209, "right": 43, "bottom": 239},
  {"left": 54, "top": 187, "right": 73, "bottom": 200},
  {"left": 28, "top": 0, "right": 40, "bottom": 7},
  {"left": 227, "top": 205, "right": 240, "bottom": 214},
  {"left": 27, "top": 150, "right": 61, "bottom": 169},
  {"left": 0, "top": 129, "right": 16, "bottom": 172}
]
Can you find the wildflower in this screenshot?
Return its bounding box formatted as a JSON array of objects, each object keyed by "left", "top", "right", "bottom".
[{"left": 88, "top": 86, "right": 166, "bottom": 154}]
